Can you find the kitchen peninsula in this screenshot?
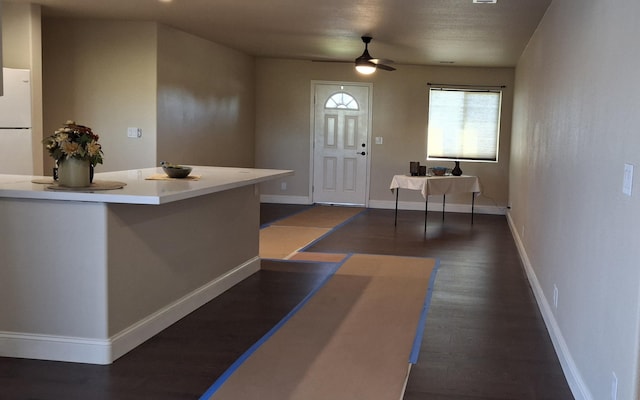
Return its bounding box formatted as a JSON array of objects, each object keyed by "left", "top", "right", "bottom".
[{"left": 0, "top": 166, "right": 292, "bottom": 364}]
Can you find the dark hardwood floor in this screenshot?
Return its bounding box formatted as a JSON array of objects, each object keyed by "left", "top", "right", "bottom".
[
  {"left": 306, "top": 208, "right": 573, "bottom": 400},
  {"left": 0, "top": 204, "right": 573, "bottom": 400}
]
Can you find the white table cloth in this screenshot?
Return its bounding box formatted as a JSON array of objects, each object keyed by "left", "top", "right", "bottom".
[
  {"left": 389, "top": 174, "right": 481, "bottom": 230},
  {"left": 389, "top": 175, "right": 481, "bottom": 198}
]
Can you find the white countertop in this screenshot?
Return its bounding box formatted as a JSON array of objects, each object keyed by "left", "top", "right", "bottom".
[{"left": 0, "top": 166, "right": 293, "bottom": 205}]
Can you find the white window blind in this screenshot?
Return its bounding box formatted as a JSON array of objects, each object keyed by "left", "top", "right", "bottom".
[{"left": 427, "top": 87, "right": 502, "bottom": 162}]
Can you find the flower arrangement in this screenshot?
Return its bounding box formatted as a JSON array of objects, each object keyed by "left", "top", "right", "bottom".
[{"left": 43, "top": 120, "right": 103, "bottom": 166}]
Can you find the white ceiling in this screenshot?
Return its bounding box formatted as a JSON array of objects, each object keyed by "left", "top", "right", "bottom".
[{"left": 16, "top": 0, "right": 552, "bottom": 68}]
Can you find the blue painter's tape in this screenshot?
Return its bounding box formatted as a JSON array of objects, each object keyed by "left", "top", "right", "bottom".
[
  {"left": 298, "top": 208, "right": 368, "bottom": 252},
  {"left": 198, "top": 254, "right": 352, "bottom": 400},
  {"left": 259, "top": 206, "right": 317, "bottom": 229},
  {"left": 409, "top": 258, "right": 441, "bottom": 364}
]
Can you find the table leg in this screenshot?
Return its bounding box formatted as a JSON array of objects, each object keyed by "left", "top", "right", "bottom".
[
  {"left": 394, "top": 189, "right": 399, "bottom": 226},
  {"left": 471, "top": 192, "right": 475, "bottom": 225},
  {"left": 442, "top": 194, "right": 446, "bottom": 221},
  {"left": 424, "top": 196, "right": 428, "bottom": 232}
]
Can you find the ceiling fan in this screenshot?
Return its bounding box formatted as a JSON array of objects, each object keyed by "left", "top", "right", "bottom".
[{"left": 355, "top": 36, "right": 395, "bottom": 74}]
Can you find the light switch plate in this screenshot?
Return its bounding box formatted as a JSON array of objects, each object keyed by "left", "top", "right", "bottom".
[
  {"left": 375, "top": 136, "right": 383, "bottom": 145},
  {"left": 127, "top": 127, "right": 142, "bottom": 138},
  {"left": 623, "top": 163, "right": 633, "bottom": 196}
]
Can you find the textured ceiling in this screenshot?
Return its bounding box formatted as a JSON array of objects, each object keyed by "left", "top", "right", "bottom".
[{"left": 15, "top": 0, "right": 552, "bottom": 67}]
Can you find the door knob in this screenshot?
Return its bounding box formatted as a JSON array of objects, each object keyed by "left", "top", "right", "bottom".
[{"left": 359, "top": 151, "right": 366, "bottom": 156}]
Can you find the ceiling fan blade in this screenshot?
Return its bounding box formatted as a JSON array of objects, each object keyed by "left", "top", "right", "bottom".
[
  {"left": 376, "top": 64, "right": 396, "bottom": 71},
  {"left": 355, "top": 50, "right": 372, "bottom": 63},
  {"left": 370, "top": 58, "right": 394, "bottom": 65}
]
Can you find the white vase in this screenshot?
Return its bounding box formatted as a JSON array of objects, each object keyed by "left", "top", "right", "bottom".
[{"left": 57, "top": 158, "right": 91, "bottom": 187}]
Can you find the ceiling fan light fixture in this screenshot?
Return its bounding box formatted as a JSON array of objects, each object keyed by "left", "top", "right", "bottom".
[
  {"left": 353, "top": 36, "right": 394, "bottom": 74},
  {"left": 355, "top": 61, "right": 377, "bottom": 74}
]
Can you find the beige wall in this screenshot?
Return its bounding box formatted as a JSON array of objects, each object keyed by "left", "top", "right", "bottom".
[
  {"left": 510, "top": 0, "right": 640, "bottom": 398},
  {"left": 42, "top": 19, "right": 158, "bottom": 173},
  {"left": 2, "top": 2, "right": 31, "bottom": 68},
  {"left": 255, "top": 58, "right": 514, "bottom": 210},
  {"left": 156, "top": 25, "right": 255, "bottom": 167},
  {"left": 2, "top": 2, "right": 43, "bottom": 174},
  {"left": 41, "top": 20, "right": 255, "bottom": 173}
]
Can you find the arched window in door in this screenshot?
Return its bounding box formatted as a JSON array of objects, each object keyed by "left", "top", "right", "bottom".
[{"left": 325, "top": 92, "right": 359, "bottom": 110}]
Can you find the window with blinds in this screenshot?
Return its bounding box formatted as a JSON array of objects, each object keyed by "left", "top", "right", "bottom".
[{"left": 426, "top": 87, "right": 502, "bottom": 162}]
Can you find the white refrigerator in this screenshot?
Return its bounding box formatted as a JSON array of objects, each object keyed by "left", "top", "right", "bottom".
[{"left": 0, "top": 67, "right": 33, "bottom": 175}]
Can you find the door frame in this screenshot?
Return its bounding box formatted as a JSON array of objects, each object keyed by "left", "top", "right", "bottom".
[{"left": 309, "top": 80, "right": 373, "bottom": 206}]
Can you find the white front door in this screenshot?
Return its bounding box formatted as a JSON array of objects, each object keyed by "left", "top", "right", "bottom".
[{"left": 312, "top": 83, "right": 371, "bottom": 205}]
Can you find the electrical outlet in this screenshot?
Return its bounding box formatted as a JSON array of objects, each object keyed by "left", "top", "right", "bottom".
[
  {"left": 280, "top": 182, "right": 287, "bottom": 191},
  {"left": 553, "top": 285, "right": 558, "bottom": 309},
  {"left": 611, "top": 371, "right": 618, "bottom": 400}
]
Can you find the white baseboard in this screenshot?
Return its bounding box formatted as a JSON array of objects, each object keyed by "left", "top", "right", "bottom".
[
  {"left": 506, "top": 213, "right": 591, "bottom": 400},
  {"left": 260, "top": 196, "right": 506, "bottom": 215},
  {"left": 0, "top": 332, "right": 111, "bottom": 364},
  {"left": 0, "top": 257, "right": 261, "bottom": 365},
  {"left": 110, "top": 256, "right": 261, "bottom": 363},
  {"left": 368, "top": 199, "right": 507, "bottom": 215}
]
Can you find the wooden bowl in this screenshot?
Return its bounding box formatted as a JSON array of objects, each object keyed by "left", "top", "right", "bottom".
[{"left": 162, "top": 165, "right": 192, "bottom": 178}]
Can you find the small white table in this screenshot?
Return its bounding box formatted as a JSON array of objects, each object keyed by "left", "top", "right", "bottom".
[{"left": 390, "top": 174, "right": 481, "bottom": 231}]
